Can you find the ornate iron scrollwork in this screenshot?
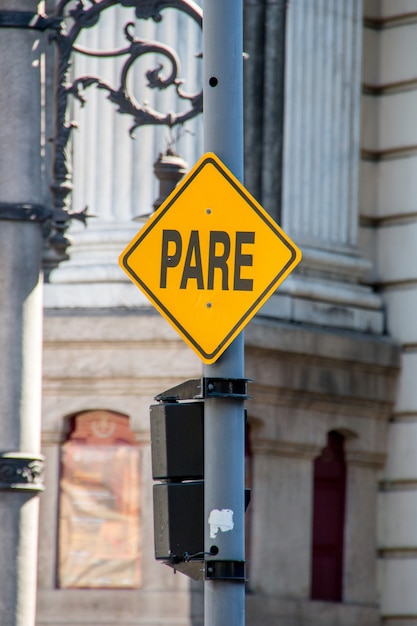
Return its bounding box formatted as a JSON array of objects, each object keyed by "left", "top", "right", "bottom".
[
  {"left": 45, "top": 0, "right": 202, "bottom": 273},
  {"left": 68, "top": 21, "right": 202, "bottom": 136}
]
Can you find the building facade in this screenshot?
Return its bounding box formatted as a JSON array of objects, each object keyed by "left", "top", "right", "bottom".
[{"left": 1, "top": 0, "right": 415, "bottom": 625}]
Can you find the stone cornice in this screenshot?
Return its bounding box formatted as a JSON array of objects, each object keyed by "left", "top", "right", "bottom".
[
  {"left": 41, "top": 431, "right": 66, "bottom": 445},
  {"left": 251, "top": 438, "right": 322, "bottom": 461},
  {"left": 380, "top": 479, "right": 417, "bottom": 492},
  {"left": 248, "top": 383, "right": 395, "bottom": 420},
  {"left": 362, "top": 145, "right": 417, "bottom": 162},
  {"left": 363, "top": 78, "right": 417, "bottom": 97},
  {"left": 364, "top": 12, "right": 417, "bottom": 30},
  {"left": 245, "top": 318, "right": 401, "bottom": 370},
  {"left": 345, "top": 449, "right": 386, "bottom": 468},
  {"left": 378, "top": 547, "right": 417, "bottom": 559},
  {"left": 42, "top": 429, "right": 150, "bottom": 446},
  {"left": 251, "top": 439, "right": 386, "bottom": 468}
]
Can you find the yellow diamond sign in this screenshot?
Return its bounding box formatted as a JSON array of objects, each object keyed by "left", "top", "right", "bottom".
[{"left": 119, "top": 152, "right": 302, "bottom": 364}]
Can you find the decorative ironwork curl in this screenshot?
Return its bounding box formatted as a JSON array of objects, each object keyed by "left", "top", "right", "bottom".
[
  {"left": 68, "top": 21, "right": 202, "bottom": 137},
  {"left": 45, "top": 0, "right": 202, "bottom": 275}
]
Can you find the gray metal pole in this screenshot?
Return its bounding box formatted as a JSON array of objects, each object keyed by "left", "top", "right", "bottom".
[
  {"left": 0, "top": 2, "right": 45, "bottom": 624},
  {"left": 203, "top": 0, "right": 245, "bottom": 625}
]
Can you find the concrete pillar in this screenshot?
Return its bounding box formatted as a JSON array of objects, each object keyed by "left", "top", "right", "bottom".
[
  {"left": 0, "top": 1, "right": 45, "bottom": 624},
  {"left": 282, "top": 0, "right": 362, "bottom": 250},
  {"left": 254, "top": 0, "right": 384, "bottom": 335}
]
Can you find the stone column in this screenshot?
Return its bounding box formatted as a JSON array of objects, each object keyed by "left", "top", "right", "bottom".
[
  {"left": 243, "top": 0, "right": 286, "bottom": 219},
  {"left": 0, "top": 2, "right": 45, "bottom": 624},
  {"left": 249, "top": 438, "right": 320, "bottom": 598},
  {"left": 256, "top": 0, "right": 384, "bottom": 335}
]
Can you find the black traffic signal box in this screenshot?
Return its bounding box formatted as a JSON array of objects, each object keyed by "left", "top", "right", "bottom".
[
  {"left": 153, "top": 480, "right": 204, "bottom": 560},
  {"left": 150, "top": 398, "right": 249, "bottom": 579},
  {"left": 150, "top": 400, "right": 205, "bottom": 571},
  {"left": 150, "top": 401, "right": 204, "bottom": 481}
]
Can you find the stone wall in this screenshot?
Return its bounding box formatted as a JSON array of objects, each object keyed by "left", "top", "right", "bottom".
[
  {"left": 245, "top": 319, "right": 398, "bottom": 626},
  {"left": 38, "top": 311, "right": 203, "bottom": 626},
  {"left": 361, "top": 1, "right": 417, "bottom": 622},
  {"left": 37, "top": 0, "right": 407, "bottom": 624},
  {"left": 37, "top": 311, "right": 399, "bottom": 625}
]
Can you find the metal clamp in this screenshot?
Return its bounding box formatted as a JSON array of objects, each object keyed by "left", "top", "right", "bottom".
[
  {"left": 203, "top": 378, "right": 251, "bottom": 399},
  {"left": 205, "top": 560, "right": 246, "bottom": 581},
  {"left": 155, "top": 377, "right": 251, "bottom": 403},
  {"left": 0, "top": 203, "right": 50, "bottom": 223},
  {"left": 0, "top": 453, "right": 45, "bottom": 492},
  {"left": 0, "top": 11, "right": 61, "bottom": 30}
]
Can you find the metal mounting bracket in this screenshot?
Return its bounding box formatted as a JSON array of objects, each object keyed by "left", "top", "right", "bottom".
[
  {"left": 0, "top": 203, "right": 50, "bottom": 223},
  {"left": 0, "top": 11, "right": 61, "bottom": 30},
  {"left": 154, "top": 377, "right": 251, "bottom": 402},
  {"left": 205, "top": 560, "right": 246, "bottom": 581},
  {"left": 0, "top": 453, "right": 45, "bottom": 492}
]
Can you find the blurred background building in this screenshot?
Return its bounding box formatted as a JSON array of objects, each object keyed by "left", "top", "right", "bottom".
[{"left": 2, "top": 1, "right": 417, "bottom": 625}]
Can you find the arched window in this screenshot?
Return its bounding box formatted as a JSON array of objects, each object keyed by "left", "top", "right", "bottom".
[
  {"left": 58, "top": 410, "right": 141, "bottom": 589},
  {"left": 311, "top": 431, "right": 346, "bottom": 602}
]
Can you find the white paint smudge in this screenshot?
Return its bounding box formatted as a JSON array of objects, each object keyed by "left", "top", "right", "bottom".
[{"left": 208, "top": 509, "right": 234, "bottom": 539}]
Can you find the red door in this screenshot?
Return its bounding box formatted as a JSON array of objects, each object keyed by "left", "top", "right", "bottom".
[{"left": 311, "top": 431, "right": 346, "bottom": 602}]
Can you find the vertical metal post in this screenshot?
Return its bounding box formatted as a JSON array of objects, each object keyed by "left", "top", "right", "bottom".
[
  {"left": 203, "top": 0, "right": 245, "bottom": 625},
  {"left": 0, "top": 2, "right": 45, "bottom": 624}
]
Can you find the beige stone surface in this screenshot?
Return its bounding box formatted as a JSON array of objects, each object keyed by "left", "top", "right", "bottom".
[{"left": 38, "top": 312, "right": 400, "bottom": 625}]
